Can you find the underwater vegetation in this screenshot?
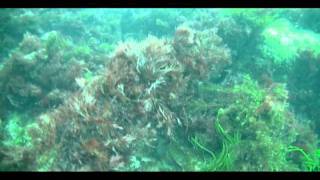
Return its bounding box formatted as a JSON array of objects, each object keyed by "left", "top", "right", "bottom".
[{"left": 1, "top": 8, "right": 320, "bottom": 171}]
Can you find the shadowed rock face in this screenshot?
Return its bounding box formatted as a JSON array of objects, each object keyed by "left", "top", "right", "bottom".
[{"left": 0, "top": 32, "right": 86, "bottom": 118}]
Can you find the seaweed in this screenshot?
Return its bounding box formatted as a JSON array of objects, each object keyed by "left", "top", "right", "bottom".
[{"left": 0, "top": 8, "right": 320, "bottom": 172}]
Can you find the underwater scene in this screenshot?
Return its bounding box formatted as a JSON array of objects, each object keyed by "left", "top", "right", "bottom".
[{"left": 0, "top": 8, "right": 320, "bottom": 171}]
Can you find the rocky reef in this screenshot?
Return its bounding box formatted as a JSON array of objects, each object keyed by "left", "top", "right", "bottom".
[{"left": 0, "top": 9, "right": 320, "bottom": 171}]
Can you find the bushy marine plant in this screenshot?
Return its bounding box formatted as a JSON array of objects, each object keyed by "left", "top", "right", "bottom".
[
  {"left": 0, "top": 25, "right": 231, "bottom": 171},
  {"left": 184, "top": 74, "right": 315, "bottom": 171}
]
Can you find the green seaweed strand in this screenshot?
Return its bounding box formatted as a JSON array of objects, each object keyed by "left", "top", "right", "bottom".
[
  {"left": 215, "top": 108, "right": 233, "bottom": 144},
  {"left": 287, "top": 145, "right": 320, "bottom": 171},
  {"left": 190, "top": 136, "right": 216, "bottom": 159}
]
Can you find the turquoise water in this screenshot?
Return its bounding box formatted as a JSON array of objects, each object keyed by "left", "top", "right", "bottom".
[{"left": 0, "top": 8, "right": 320, "bottom": 171}]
